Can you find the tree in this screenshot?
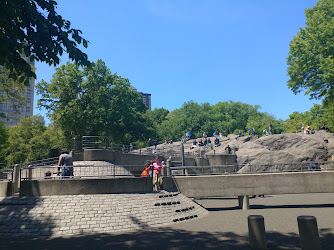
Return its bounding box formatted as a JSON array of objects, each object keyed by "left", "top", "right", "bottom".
[
  {"left": 36, "top": 60, "right": 152, "bottom": 144},
  {"left": 0, "top": 0, "right": 89, "bottom": 85},
  {"left": 287, "top": 0, "right": 334, "bottom": 105},
  {"left": 2, "top": 115, "right": 65, "bottom": 165}
]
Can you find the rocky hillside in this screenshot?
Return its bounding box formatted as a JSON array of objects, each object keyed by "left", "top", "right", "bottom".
[{"left": 168, "top": 129, "right": 334, "bottom": 165}]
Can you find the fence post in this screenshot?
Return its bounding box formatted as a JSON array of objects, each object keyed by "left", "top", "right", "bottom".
[
  {"left": 248, "top": 215, "right": 267, "bottom": 249},
  {"left": 13, "top": 164, "right": 20, "bottom": 193},
  {"left": 166, "top": 159, "right": 171, "bottom": 176},
  {"left": 181, "top": 143, "right": 185, "bottom": 166},
  {"left": 297, "top": 216, "right": 321, "bottom": 250}
]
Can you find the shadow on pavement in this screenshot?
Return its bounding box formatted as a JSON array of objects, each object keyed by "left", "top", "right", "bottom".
[
  {"left": 1, "top": 227, "right": 333, "bottom": 249},
  {"left": 0, "top": 196, "right": 54, "bottom": 237}
]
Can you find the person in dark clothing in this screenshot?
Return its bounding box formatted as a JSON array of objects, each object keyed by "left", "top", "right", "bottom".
[
  {"left": 225, "top": 145, "right": 232, "bottom": 154},
  {"left": 148, "top": 138, "right": 152, "bottom": 147},
  {"left": 154, "top": 139, "right": 158, "bottom": 149},
  {"left": 58, "top": 148, "right": 73, "bottom": 177}
]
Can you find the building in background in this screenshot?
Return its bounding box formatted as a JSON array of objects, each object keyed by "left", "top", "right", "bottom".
[
  {"left": 141, "top": 92, "right": 151, "bottom": 110},
  {"left": 129, "top": 85, "right": 151, "bottom": 110},
  {"left": 0, "top": 59, "right": 35, "bottom": 127}
]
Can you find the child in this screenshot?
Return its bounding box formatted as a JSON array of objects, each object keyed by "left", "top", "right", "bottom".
[{"left": 153, "top": 157, "right": 163, "bottom": 191}]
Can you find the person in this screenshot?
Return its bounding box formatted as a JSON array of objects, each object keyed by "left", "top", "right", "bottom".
[
  {"left": 186, "top": 131, "right": 189, "bottom": 140},
  {"left": 214, "top": 137, "right": 220, "bottom": 147},
  {"left": 130, "top": 143, "right": 133, "bottom": 151},
  {"left": 164, "top": 140, "right": 167, "bottom": 145},
  {"left": 219, "top": 132, "right": 223, "bottom": 138},
  {"left": 207, "top": 138, "right": 212, "bottom": 147},
  {"left": 153, "top": 157, "right": 163, "bottom": 191},
  {"left": 169, "top": 138, "right": 173, "bottom": 144},
  {"left": 154, "top": 139, "right": 158, "bottom": 149},
  {"left": 58, "top": 148, "right": 73, "bottom": 178},
  {"left": 236, "top": 130, "right": 242, "bottom": 140},
  {"left": 188, "top": 131, "right": 192, "bottom": 140},
  {"left": 269, "top": 123, "right": 273, "bottom": 134},
  {"left": 225, "top": 145, "right": 232, "bottom": 154},
  {"left": 248, "top": 128, "right": 251, "bottom": 136},
  {"left": 147, "top": 138, "right": 152, "bottom": 147},
  {"left": 140, "top": 164, "right": 151, "bottom": 177},
  {"left": 324, "top": 137, "right": 329, "bottom": 143},
  {"left": 213, "top": 132, "right": 218, "bottom": 137},
  {"left": 149, "top": 160, "right": 155, "bottom": 177},
  {"left": 122, "top": 144, "right": 125, "bottom": 153},
  {"left": 252, "top": 127, "right": 256, "bottom": 136},
  {"left": 198, "top": 139, "right": 204, "bottom": 146},
  {"left": 203, "top": 132, "right": 207, "bottom": 138},
  {"left": 191, "top": 140, "right": 197, "bottom": 149},
  {"left": 301, "top": 123, "right": 304, "bottom": 131},
  {"left": 311, "top": 128, "right": 315, "bottom": 134}
]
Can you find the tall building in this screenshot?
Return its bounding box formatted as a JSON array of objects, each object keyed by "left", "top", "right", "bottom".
[
  {"left": 129, "top": 85, "right": 151, "bottom": 110},
  {"left": 0, "top": 59, "right": 34, "bottom": 127},
  {"left": 141, "top": 93, "right": 151, "bottom": 110}
]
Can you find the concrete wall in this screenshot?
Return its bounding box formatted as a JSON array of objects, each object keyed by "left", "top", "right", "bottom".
[
  {"left": 83, "top": 149, "right": 163, "bottom": 165},
  {"left": 206, "top": 154, "right": 236, "bottom": 165},
  {"left": 174, "top": 171, "right": 334, "bottom": 198},
  {"left": 0, "top": 181, "right": 13, "bottom": 197},
  {"left": 20, "top": 178, "right": 153, "bottom": 197}
]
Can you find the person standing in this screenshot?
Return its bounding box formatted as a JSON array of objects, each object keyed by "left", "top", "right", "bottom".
[
  {"left": 252, "top": 128, "right": 256, "bottom": 136},
  {"left": 154, "top": 139, "right": 158, "bottom": 149},
  {"left": 58, "top": 148, "right": 73, "bottom": 178},
  {"left": 153, "top": 157, "right": 163, "bottom": 191},
  {"left": 225, "top": 145, "right": 232, "bottom": 154},
  {"left": 248, "top": 128, "right": 251, "bottom": 136}
]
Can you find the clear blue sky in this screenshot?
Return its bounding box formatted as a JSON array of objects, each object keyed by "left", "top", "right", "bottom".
[{"left": 34, "top": 0, "right": 320, "bottom": 124}]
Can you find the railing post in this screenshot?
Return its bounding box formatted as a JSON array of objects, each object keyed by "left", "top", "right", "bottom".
[
  {"left": 166, "top": 159, "right": 171, "bottom": 176},
  {"left": 181, "top": 143, "right": 185, "bottom": 166},
  {"left": 13, "top": 164, "right": 20, "bottom": 193},
  {"left": 297, "top": 216, "right": 321, "bottom": 250},
  {"left": 248, "top": 215, "right": 267, "bottom": 249}
]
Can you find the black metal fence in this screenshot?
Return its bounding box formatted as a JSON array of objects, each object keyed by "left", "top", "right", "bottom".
[
  {"left": 20, "top": 164, "right": 147, "bottom": 181},
  {"left": 170, "top": 161, "right": 334, "bottom": 176}
]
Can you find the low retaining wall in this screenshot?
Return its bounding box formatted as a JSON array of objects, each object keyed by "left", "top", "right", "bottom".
[
  {"left": 20, "top": 178, "right": 154, "bottom": 197},
  {"left": 206, "top": 154, "right": 237, "bottom": 166},
  {"left": 175, "top": 171, "right": 334, "bottom": 198},
  {"left": 0, "top": 181, "right": 13, "bottom": 197},
  {"left": 83, "top": 149, "right": 164, "bottom": 165}
]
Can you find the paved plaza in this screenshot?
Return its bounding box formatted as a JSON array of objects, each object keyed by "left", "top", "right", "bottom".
[{"left": 1, "top": 193, "right": 334, "bottom": 249}]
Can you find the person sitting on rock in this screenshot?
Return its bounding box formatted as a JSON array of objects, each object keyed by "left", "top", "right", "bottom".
[
  {"left": 214, "top": 137, "right": 221, "bottom": 147},
  {"left": 323, "top": 137, "right": 329, "bottom": 143},
  {"left": 311, "top": 128, "right": 315, "bottom": 134},
  {"left": 198, "top": 139, "right": 204, "bottom": 146},
  {"left": 225, "top": 145, "right": 232, "bottom": 154},
  {"left": 207, "top": 138, "right": 212, "bottom": 146},
  {"left": 191, "top": 140, "right": 197, "bottom": 149}
]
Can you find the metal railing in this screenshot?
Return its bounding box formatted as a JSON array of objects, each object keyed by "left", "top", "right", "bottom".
[
  {"left": 170, "top": 161, "right": 334, "bottom": 176},
  {"left": 0, "top": 167, "right": 13, "bottom": 181},
  {"left": 20, "top": 164, "right": 147, "bottom": 181},
  {"left": 76, "top": 136, "right": 183, "bottom": 157}
]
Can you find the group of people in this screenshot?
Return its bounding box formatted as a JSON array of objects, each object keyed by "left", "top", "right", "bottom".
[{"left": 140, "top": 156, "right": 165, "bottom": 191}]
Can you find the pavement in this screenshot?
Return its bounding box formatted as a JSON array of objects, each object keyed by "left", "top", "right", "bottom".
[{"left": 1, "top": 193, "right": 334, "bottom": 249}]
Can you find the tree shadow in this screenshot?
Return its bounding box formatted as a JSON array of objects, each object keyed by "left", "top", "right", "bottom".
[
  {"left": 1, "top": 226, "right": 333, "bottom": 249},
  {"left": 0, "top": 196, "right": 55, "bottom": 237}
]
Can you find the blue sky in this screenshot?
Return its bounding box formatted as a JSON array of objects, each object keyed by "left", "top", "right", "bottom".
[{"left": 34, "top": 0, "right": 320, "bottom": 124}]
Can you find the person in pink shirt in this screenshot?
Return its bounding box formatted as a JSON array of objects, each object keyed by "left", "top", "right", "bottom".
[{"left": 153, "top": 156, "right": 163, "bottom": 191}]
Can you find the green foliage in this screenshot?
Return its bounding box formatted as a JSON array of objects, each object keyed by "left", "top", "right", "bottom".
[
  {"left": 0, "top": 0, "right": 89, "bottom": 85},
  {"left": 36, "top": 60, "right": 153, "bottom": 144},
  {"left": 284, "top": 102, "right": 334, "bottom": 133},
  {"left": 154, "top": 100, "right": 283, "bottom": 141},
  {"left": 287, "top": 0, "right": 334, "bottom": 105},
  {"left": 2, "top": 116, "right": 66, "bottom": 165}
]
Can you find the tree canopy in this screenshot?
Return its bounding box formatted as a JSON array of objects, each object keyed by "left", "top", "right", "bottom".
[
  {"left": 36, "top": 60, "right": 153, "bottom": 145},
  {"left": 0, "top": 0, "right": 89, "bottom": 85},
  {"left": 287, "top": 0, "right": 334, "bottom": 105}
]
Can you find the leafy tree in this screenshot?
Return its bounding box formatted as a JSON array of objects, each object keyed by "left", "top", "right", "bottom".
[
  {"left": 0, "top": 0, "right": 89, "bottom": 85},
  {"left": 36, "top": 60, "right": 152, "bottom": 144},
  {"left": 287, "top": 0, "right": 334, "bottom": 105},
  {"left": 3, "top": 115, "right": 64, "bottom": 165}
]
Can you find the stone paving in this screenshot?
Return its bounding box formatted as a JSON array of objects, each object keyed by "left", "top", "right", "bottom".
[{"left": 0, "top": 191, "right": 208, "bottom": 237}]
